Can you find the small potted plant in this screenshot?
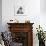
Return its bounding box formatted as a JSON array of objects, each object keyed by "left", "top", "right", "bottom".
[{"left": 36, "top": 25, "right": 45, "bottom": 46}]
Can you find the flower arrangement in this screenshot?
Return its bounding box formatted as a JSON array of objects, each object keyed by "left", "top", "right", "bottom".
[{"left": 36, "top": 25, "right": 45, "bottom": 42}]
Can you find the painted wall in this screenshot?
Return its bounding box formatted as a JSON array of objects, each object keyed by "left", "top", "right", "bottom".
[
  {"left": 40, "top": 0, "right": 46, "bottom": 13},
  {"left": 0, "top": 0, "right": 2, "bottom": 32},
  {"left": 2, "top": 0, "right": 40, "bottom": 31},
  {"left": 2, "top": 0, "right": 46, "bottom": 46}
]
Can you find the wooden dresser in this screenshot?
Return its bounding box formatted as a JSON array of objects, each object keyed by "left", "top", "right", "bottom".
[{"left": 7, "top": 23, "right": 34, "bottom": 46}]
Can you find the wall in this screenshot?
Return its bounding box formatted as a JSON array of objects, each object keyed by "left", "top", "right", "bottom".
[
  {"left": 2, "top": 0, "right": 40, "bottom": 30},
  {"left": 2, "top": 0, "right": 46, "bottom": 46},
  {"left": 40, "top": 0, "right": 46, "bottom": 13},
  {"left": 40, "top": 0, "right": 46, "bottom": 31},
  {"left": 0, "top": 0, "right": 2, "bottom": 32}
]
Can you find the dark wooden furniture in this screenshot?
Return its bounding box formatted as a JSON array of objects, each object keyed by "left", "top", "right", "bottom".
[{"left": 7, "top": 23, "right": 34, "bottom": 46}]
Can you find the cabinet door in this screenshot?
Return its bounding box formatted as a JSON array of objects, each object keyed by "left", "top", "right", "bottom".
[{"left": 11, "top": 32, "right": 28, "bottom": 46}]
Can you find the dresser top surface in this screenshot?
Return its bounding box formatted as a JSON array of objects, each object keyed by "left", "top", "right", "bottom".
[{"left": 7, "top": 23, "right": 34, "bottom": 25}]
